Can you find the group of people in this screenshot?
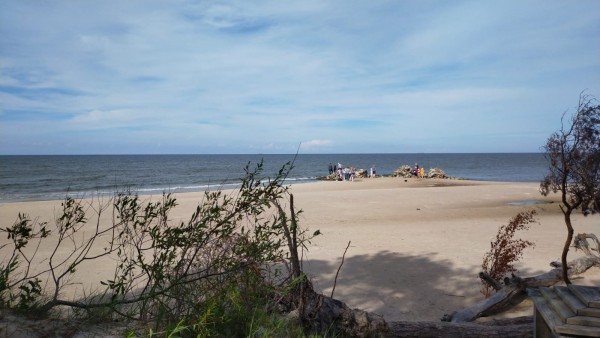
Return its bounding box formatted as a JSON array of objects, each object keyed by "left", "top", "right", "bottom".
[
  {"left": 328, "top": 163, "right": 377, "bottom": 181},
  {"left": 328, "top": 162, "right": 354, "bottom": 181},
  {"left": 328, "top": 162, "right": 426, "bottom": 180},
  {"left": 414, "top": 163, "right": 426, "bottom": 178}
]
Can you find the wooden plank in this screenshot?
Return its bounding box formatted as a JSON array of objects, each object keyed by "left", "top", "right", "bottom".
[
  {"left": 536, "top": 308, "right": 561, "bottom": 338},
  {"left": 569, "top": 285, "right": 600, "bottom": 309},
  {"left": 530, "top": 288, "right": 566, "bottom": 332},
  {"left": 556, "top": 285, "right": 587, "bottom": 314},
  {"left": 567, "top": 315, "right": 600, "bottom": 328},
  {"left": 555, "top": 323, "right": 600, "bottom": 337},
  {"left": 580, "top": 307, "right": 600, "bottom": 318},
  {"left": 541, "top": 287, "right": 576, "bottom": 322}
]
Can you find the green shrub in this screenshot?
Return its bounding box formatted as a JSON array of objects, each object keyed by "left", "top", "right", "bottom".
[{"left": 1, "top": 160, "right": 323, "bottom": 336}]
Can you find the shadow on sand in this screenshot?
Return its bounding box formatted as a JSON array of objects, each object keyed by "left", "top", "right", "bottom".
[{"left": 302, "top": 250, "right": 482, "bottom": 322}]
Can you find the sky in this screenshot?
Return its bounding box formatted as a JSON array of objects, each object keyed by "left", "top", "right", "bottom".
[{"left": 1, "top": 1, "right": 599, "bottom": 155}]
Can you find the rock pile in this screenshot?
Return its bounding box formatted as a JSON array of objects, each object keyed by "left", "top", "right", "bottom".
[
  {"left": 320, "top": 166, "right": 450, "bottom": 180},
  {"left": 392, "top": 165, "right": 413, "bottom": 178},
  {"left": 427, "top": 168, "right": 447, "bottom": 179},
  {"left": 391, "top": 166, "right": 448, "bottom": 179},
  {"left": 319, "top": 168, "right": 369, "bottom": 181},
  {"left": 322, "top": 173, "right": 339, "bottom": 181},
  {"left": 355, "top": 168, "right": 368, "bottom": 178}
]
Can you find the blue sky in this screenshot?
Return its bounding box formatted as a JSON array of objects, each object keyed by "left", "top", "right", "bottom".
[{"left": 1, "top": 1, "right": 599, "bottom": 154}]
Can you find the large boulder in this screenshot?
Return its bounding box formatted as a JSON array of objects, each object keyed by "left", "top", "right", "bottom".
[
  {"left": 321, "top": 173, "right": 339, "bottom": 181},
  {"left": 427, "top": 168, "right": 446, "bottom": 179},
  {"left": 354, "top": 168, "right": 368, "bottom": 178},
  {"left": 392, "top": 165, "right": 414, "bottom": 178},
  {"left": 319, "top": 168, "right": 368, "bottom": 181},
  {"left": 391, "top": 166, "right": 448, "bottom": 179}
]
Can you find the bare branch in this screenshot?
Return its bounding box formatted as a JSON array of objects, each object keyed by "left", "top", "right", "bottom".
[{"left": 330, "top": 241, "right": 351, "bottom": 299}]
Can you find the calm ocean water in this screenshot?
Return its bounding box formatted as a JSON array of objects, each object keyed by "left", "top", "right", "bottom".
[{"left": 0, "top": 153, "right": 548, "bottom": 202}]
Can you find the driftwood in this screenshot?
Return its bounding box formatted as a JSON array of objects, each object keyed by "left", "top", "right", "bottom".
[
  {"left": 444, "top": 233, "right": 600, "bottom": 323},
  {"left": 390, "top": 316, "right": 533, "bottom": 337},
  {"left": 574, "top": 232, "right": 600, "bottom": 257},
  {"left": 297, "top": 287, "right": 535, "bottom": 337},
  {"left": 298, "top": 286, "right": 389, "bottom": 337}
]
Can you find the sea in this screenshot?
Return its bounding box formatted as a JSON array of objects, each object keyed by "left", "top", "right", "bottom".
[{"left": 0, "top": 153, "right": 549, "bottom": 202}]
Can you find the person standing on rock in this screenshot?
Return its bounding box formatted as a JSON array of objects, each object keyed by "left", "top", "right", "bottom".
[
  {"left": 420, "top": 167, "right": 425, "bottom": 178},
  {"left": 328, "top": 163, "right": 334, "bottom": 175}
]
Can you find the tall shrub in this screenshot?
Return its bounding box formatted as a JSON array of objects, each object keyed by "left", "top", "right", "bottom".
[{"left": 481, "top": 211, "right": 537, "bottom": 296}]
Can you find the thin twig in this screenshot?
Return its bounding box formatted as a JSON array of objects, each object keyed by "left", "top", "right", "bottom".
[{"left": 331, "top": 241, "right": 351, "bottom": 299}]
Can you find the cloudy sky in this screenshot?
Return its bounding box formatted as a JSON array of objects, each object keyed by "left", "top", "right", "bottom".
[{"left": 1, "top": 1, "right": 599, "bottom": 154}]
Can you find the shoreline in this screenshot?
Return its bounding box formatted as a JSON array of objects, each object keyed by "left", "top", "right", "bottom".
[
  {"left": 1, "top": 177, "right": 598, "bottom": 322},
  {"left": 0, "top": 175, "right": 545, "bottom": 204}
]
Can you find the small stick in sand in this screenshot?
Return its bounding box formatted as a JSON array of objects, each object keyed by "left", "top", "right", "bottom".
[{"left": 331, "top": 240, "right": 351, "bottom": 298}]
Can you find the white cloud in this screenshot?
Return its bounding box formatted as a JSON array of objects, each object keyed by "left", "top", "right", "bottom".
[
  {"left": 300, "top": 140, "right": 333, "bottom": 151},
  {"left": 67, "top": 109, "right": 141, "bottom": 129}
]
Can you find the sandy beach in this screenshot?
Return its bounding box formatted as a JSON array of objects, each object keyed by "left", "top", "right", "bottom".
[{"left": 1, "top": 177, "right": 598, "bottom": 322}]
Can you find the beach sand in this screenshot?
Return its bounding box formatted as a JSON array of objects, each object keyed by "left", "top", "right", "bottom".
[{"left": 1, "top": 177, "right": 598, "bottom": 323}]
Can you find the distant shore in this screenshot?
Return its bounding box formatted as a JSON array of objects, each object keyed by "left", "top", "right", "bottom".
[{"left": 1, "top": 177, "right": 598, "bottom": 322}]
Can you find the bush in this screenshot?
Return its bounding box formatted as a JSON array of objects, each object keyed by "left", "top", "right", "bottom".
[
  {"left": 1, "top": 160, "right": 320, "bottom": 336},
  {"left": 480, "top": 211, "right": 537, "bottom": 297}
]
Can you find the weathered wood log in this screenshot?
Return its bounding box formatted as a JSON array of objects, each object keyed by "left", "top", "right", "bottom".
[
  {"left": 444, "top": 276, "right": 529, "bottom": 323},
  {"left": 297, "top": 287, "right": 536, "bottom": 338},
  {"left": 445, "top": 233, "right": 600, "bottom": 323},
  {"left": 479, "top": 271, "right": 502, "bottom": 291},
  {"left": 389, "top": 317, "right": 533, "bottom": 337},
  {"left": 296, "top": 283, "right": 389, "bottom": 337},
  {"left": 574, "top": 232, "right": 600, "bottom": 257},
  {"left": 524, "top": 255, "right": 600, "bottom": 288}
]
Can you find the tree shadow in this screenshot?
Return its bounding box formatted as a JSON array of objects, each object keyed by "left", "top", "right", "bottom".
[{"left": 302, "top": 250, "right": 483, "bottom": 322}]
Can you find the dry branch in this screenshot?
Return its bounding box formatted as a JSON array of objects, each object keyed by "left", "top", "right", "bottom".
[{"left": 331, "top": 241, "right": 351, "bottom": 299}]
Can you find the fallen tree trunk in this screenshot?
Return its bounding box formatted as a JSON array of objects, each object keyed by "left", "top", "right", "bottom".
[
  {"left": 298, "top": 285, "right": 389, "bottom": 337},
  {"left": 389, "top": 316, "right": 533, "bottom": 337},
  {"left": 444, "top": 233, "right": 600, "bottom": 323},
  {"left": 296, "top": 284, "right": 536, "bottom": 337}
]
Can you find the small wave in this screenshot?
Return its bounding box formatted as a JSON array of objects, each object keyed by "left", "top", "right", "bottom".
[
  {"left": 283, "top": 177, "right": 316, "bottom": 182},
  {"left": 132, "top": 182, "right": 243, "bottom": 194}
]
